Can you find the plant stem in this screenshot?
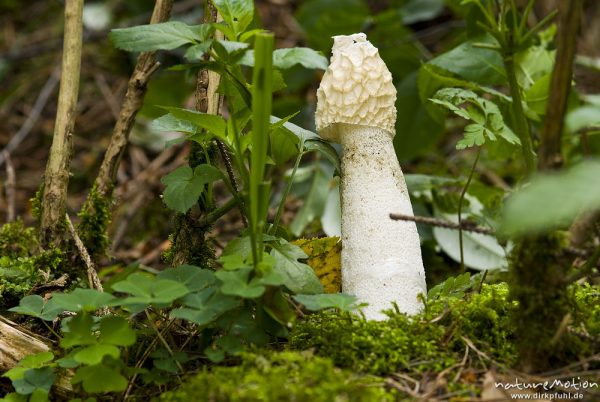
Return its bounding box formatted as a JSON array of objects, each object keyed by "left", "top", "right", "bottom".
[
  {"left": 539, "top": 0, "right": 583, "bottom": 171},
  {"left": 39, "top": 0, "right": 84, "bottom": 248},
  {"left": 458, "top": 148, "right": 481, "bottom": 273},
  {"left": 249, "top": 33, "right": 274, "bottom": 266},
  {"left": 504, "top": 55, "right": 536, "bottom": 175},
  {"left": 269, "top": 148, "right": 305, "bottom": 234}
]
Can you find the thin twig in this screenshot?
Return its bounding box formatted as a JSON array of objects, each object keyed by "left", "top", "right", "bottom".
[
  {"left": 65, "top": 213, "right": 103, "bottom": 293},
  {"left": 458, "top": 149, "right": 481, "bottom": 272},
  {"left": 0, "top": 66, "right": 60, "bottom": 167},
  {"left": 3, "top": 151, "right": 16, "bottom": 222},
  {"left": 389, "top": 213, "right": 496, "bottom": 235}
]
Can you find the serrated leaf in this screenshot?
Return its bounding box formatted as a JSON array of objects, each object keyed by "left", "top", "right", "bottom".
[
  {"left": 292, "top": 293, "right": 359, "bottom": 311},
  {"left": 213, "top": 0, "right": 254, "bottom": 37},
  {"left": 109, "top": 21, "right": 206, "bottom": 52},
  {"left": 273, "top": 48, "right": 328, "bottom": 70}
]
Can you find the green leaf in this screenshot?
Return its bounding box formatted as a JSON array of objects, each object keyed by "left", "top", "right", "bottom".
[
  {"left": 427, "top": 272, "right": 476, "bottom": 301},
  {"left": 269, "top": 239, "right": 324, "bottom": 294},
  {"left": 303, "top": 139, "right": 341, "bottom": 174},
  {"left": 395, "top": 71, "right": 445, "bottom": 161},
  {"left": 171, "top": 287, "right": 240, "bottom": 326},
  {"left": 290, "top": 166, "right": 330, "bottom": 236},
  {"left": 74, "top": 344, "right": 120, "bottom": 366},
  {"left": 500, "top": 159, "right": 600, "bottom": 236},
  {"left": 161, "top": 107, "right": 227, "bottom": 138},
  {"left": 292, "top": 293, "right": 359, "bottom": 311},
  {"left": 98, "top": 316, "right": 136, "bottom": 346},
  {"left": 270, "top": 125, "right": 299, "bottom": 165},
  {"left": 161, "top": 164, "right": 223, "bottom": 213},
  {"left": 60, "top": 314, "right": 96, "bottom": 348},
  {"left": 10, "top": 367, "right": 55, "bottom": 395},
  {"left": 157, "top": 265, "right": 217, "bottom": 292},
  {"left": 428, "top": 36, "right": 506, "bottom": 86},
  {"left": 431, "top": 88, "right": 520, "bottom": 150},
  {"left": 401, "top": 0, "right": 445, "bottom": 24},
  {"left": 109, "top": 21, "right": 207, "bottom": 52},
  {"left": 151, "top": 113, "right": 199, "bottom": 134},
  {"left": 111, "top": 273, "right": 190, "bottom": 305},
  {"left": 433, "top": 207, "right": 508, "bottom": 271},
  {"left": 72, "top": 364, "right": 128, "bottom": 393},
  {"left": 566, "top": 105, "right": 600, "bottom": 133},
  {"left": 216, "top": 268, "right": 266, "bottom": 299},
  {"left": 274, "top": 48, "right": 328, "bottom": 70},
  {"left": 10, "top": 296, "right": 62, "bottom": 321},
  {"left": 8, "top": 296, "right": 45, "bottom": 320},
  {"left": 51, "top": 289, "right": 116, "bottom": 313},
  {"left": 212, "top": 0, "right": 254, "bottom": 37}
]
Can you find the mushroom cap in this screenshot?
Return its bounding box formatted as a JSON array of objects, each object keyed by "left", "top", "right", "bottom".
[{"left": 315, "top": 33, "right": 397, "bottom": 143}]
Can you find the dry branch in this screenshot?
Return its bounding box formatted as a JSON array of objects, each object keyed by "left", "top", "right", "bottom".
[
  {"left": 87, "top": 0, "right": 173, "bottom": 201},
  {"left": 39, "top": 0, "right": 84, "bottom": 247}
]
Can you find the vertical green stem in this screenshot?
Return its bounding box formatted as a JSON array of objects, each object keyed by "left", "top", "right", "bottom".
[
  {"left": 504, "top": 55, "right": 536, "bottom": 175},
  {"left": 458, "top": 148, "right": 481, "bottom": 273},
  {"left": 269, "top": 147, "right": 305, "bottom": 234},
  {"left": 249, "top": 33, "right": 274, "bottom": 266}
]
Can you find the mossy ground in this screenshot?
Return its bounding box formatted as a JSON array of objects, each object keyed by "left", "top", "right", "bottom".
[
  {"left": 0, "top": 220, "right": 66, "bottom": 305},
  {"left": 158, "top": 282, "right": 599, "bottom": 401}
]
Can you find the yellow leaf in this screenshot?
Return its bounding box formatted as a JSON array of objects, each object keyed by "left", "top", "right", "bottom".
[{"left": 293, "top": 237, "right": 341, "bottom": 293}]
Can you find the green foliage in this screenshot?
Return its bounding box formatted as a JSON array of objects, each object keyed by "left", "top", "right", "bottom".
[
  {"left": 289, "top": 284, "right": 517, "bottom": 376},
  {"left": 109, "top": 21, "right": 211, "bottom": 51},
  {"left": 292, "top": 293, "right": 359, "bottom": 311},
  {"left": 161, "top": 164, "right": 224, "bottom": 213},
  {"left": 430, "top": 87, "right": 520, "bottom": 150},
  {"left": 156, "top": 351, "right": 393, "bottom": 402},
  {"left": 500, "top": 159, "right": 600, "bottom": 236},
  {"left": 0, "top": 221, "right": 65, "bottom": 303}
]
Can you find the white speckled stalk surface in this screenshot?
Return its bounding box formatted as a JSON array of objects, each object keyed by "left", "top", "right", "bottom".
[{"left": 340, "top": 124, "right": 427, "bottom": 320}]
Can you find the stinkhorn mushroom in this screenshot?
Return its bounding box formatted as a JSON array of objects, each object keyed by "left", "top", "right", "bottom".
[{"left": 315, "top": 33, "right": 426, "bottom": 320}]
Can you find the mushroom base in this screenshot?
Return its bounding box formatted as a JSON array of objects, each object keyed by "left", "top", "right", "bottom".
[{"left": 339, "top": 124, "right": 427, "bottom": 320}]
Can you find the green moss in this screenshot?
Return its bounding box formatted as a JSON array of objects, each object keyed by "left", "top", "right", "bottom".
[
  {"left": 30, "top": 185, "right": 44, "bottom": 221},
  {"left": 155, "top": 351, "right": 393, "bottom": 402},
  {"left": 572, "top": 283, "right": 600, "bottom": 338},
  {"left": 77, "top": 183, "right": 111, "bottom": 258},
  {"left": 289, "top": 284, "right": 517, "bottom": 377},
  {"left": 0, "top": 221, "right": 66, "bottom": 304},
  {"left": 0, "top": 219, "right": 38, "bottom": 257}
]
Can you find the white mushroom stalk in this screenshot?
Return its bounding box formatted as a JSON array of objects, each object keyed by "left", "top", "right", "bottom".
[{"left": 315, "top": 33, "right": 426, "bottom": 320}]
